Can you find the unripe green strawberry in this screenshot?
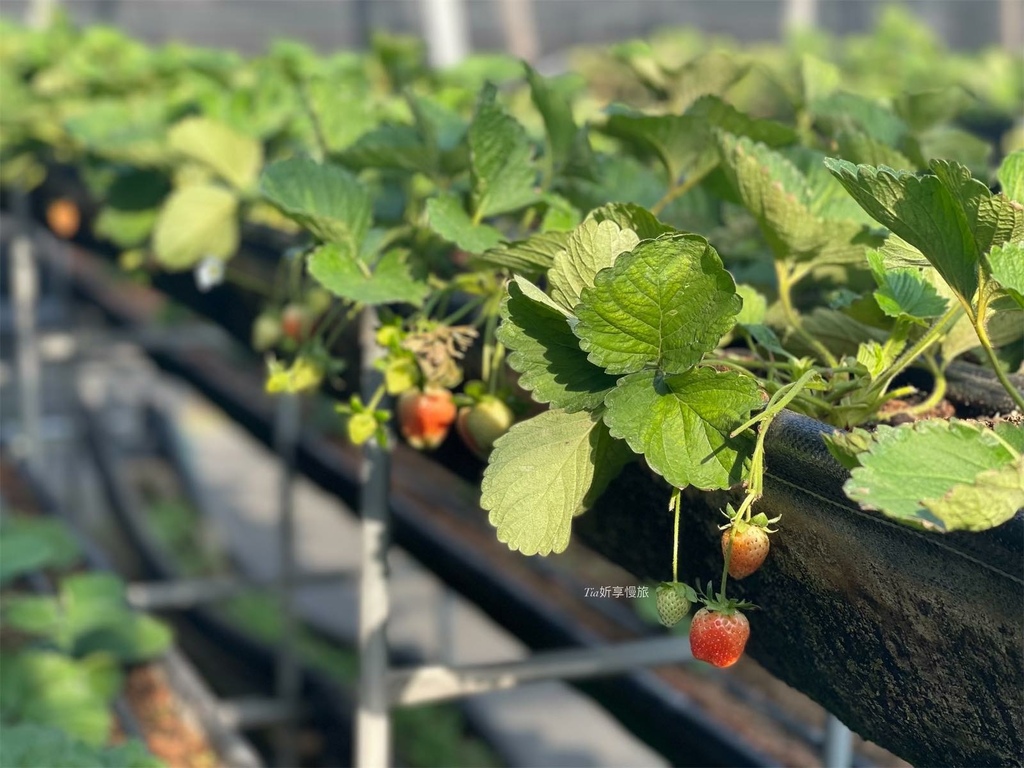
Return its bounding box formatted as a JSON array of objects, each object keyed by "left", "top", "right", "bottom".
[
  {"left": 252, "top": 313, "right": 282, "bottom": 352},
  {"left": 456, "top": 396, "right": 515, "bottom": 458},
  {"left": 655, "top": 582, "right": 692, "bottom": 628}
]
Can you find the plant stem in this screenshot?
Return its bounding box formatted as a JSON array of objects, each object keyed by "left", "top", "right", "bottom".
[
  {"left": 974, "top": 313, "right": 1024, "bottom": 411},
  {"left": 720, "top": 532, "right": 732, "bottom": 600},
  {"left": 865, "top": 303, "right": 963, "bottom": 403},
  {"left": 651, "top": 169, "right": 709, "bottom": 217},
  {"left": 670, "top": 488, "right": 681, "bottom": 583},
  {"left": 774, "top": 260, "right": 838, "bottom": 367},
  {"left": 903, "top": 356, "right": 947, "bottom": 417}
]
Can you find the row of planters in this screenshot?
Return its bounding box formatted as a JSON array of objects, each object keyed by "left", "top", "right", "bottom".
[
  {"left": 0, "top": 460, "right": 252, "bottom": 768},
  {"left": 3, "top": 6, "right": 1023, "bottom": 764}
]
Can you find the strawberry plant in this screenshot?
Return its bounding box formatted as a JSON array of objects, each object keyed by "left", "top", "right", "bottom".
[{"left": 3, "top": 8, "right": 1022, "bottom": 684}]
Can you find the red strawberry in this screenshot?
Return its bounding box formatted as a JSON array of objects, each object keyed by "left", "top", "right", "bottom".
[
  {"left": 721, "top": 522, "right": 770, "bottom": 579},
  {"left": 456, "top": 396, "right": 514, "bottom": 458},
  {"left": 689, "top": 607, "right": 750, "bottom": 668},
  {"left": 396, "top": 388, "right": 457, "bottom": 450},
  {"left": 281, "top": 303, "right": 312, "bottom": 342}
]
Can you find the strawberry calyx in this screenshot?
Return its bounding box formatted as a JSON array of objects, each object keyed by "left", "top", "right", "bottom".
[
  {"left": 718, "top": 503, "right": 780, "bottom": 534},
  {"left": 657, "top": 581, "right": 698, "bottom": 603},
  {"left": 694, "top": 581, "right": 755, "bottom": 616}
]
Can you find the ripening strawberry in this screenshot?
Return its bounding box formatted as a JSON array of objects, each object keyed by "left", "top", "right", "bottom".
[
  {"left": 397, "top": 387, "right": 457, "bottom": 450},
  {"left": 281, "top": 303, "right": 312, "bottom": 342},
  {"left": 655, "top": 582, "right": 692, "bottom": 627},
  {"left": 721, "top": 523, "right": 770, "bottom": 579},
  {"left": 46, "top": 198, "right": 80, "bottom": 240},
  {"left": 689, "top": 607, "right": 750, "bottom": 667},
  {"left": 456, "top": 396, "right": 514, "bottom": 459}
]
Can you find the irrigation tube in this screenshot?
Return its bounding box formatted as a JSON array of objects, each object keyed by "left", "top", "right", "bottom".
[
  {"left": 355, "top": 307, "right": 392, "bottom": 768},
  {"left": 273, "top": 393, "right": 302, "bottom": 768}
]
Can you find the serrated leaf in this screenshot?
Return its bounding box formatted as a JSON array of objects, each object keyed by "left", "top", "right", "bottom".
[
  {"left": 481, "top": 409, "right": 632, "bottom": 555},
  {"left": 260, "top": 156, "right": 371, "bottom": 249},
  {"left": 152, "top": 184, "right": 238, "bottom": 270},
  {"left": 574, "top": 234, "right": 740, "bottom": 375},
  {"left": 308, "top": 244, "right": 427, "bottom": 307},
  {"left": 586, "top": 203, "right": 675, "bottom": 240},
  {"left": 668, "top": 51, "right": 751, "bottom": 112},
  {"left": 167, "top": 116, "right": 263, "bottom": 191},
  {"left": 845, "top": 420, "right": 1019, "bottom": 531},
  {"left": 995, "top": 423, "right": 1024, "bottom": 453},
  {"left": 720, "top": 134, "right": 872, "bottom": 264},
  {"left": 922, "top": 456, "right": 1024, "bottom": 532},
  {"left": 426, "top": 194, "right": 503, "bottom": 254},
  {"left": 997, "top": 150, "right": 1024, "bottom": 204},
  {"left": 475, "top": 231, "right": 567, "bottom": 276},
  {"left": 340, "top": 124, "right": 431, "bottom": 174},
  {"left": 603, "top": 97, "right": 795, "bottom": 184},
  {"left": 825, "top": 158, "right": 1024, "bottom": 302},
  {"left": 603, "top": 368, "right": 761, "bottom": 490},
  {"left": 469, "top": 85, "right": 538, "bottom": 218},
  {"left": 549, "top": 218, "right": 640, "bottom": 312},
  {"left": 987, "top": 242, "right": 1024, "bottom": 307},
  {"left": 525, "top": 64, "right": 577, "bottom": 171},
  {"left": 837, "top": 130, "right": 915, "bottom": 171},
  {"left": 868, "top": 252, "right": 948, "bottom": 320},
  {"left": 498, "top": 276, "right": 617, "bottom": 413},
  {"left": 812, "top": 92, "right": 908, "bottom": 146}
]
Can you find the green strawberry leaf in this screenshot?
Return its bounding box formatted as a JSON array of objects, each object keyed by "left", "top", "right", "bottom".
[
  {"left": 719, "top": 134, "right": 872, "bottom": 264},
  {"left": 94, "top": 206, "right": 158, "bottom": 249},
  {"left": 867, "top": 251, "right": 948, "bottom": 320},
  {"left": 845, "top": 419, "right": 1021, "bottom": 531},
  {"left": 498, "top": 276, "right": 618, "bottom": 413},
  {"left": 260, "top": 156, "right": 371, "bottom": 249},
  {"left": 308, "top": 244, "right": 428, "bottom": 307},
  {"left": 586, "top": 202, "right": 675, "bottom": 240},
  {"left": 152, "top": 183, "right": 238, "bottom": 270},
  {"left": 167, "top": 116, "right": 263, "bottom": 191},
  {"left": 603, "top": 367, "right": 762, "bottom": 490},
  {"left": 475, "top": 231, "right": 567, "bottom": 277},
  {"left": 836, "top": 130, "right": 916, "bottom": 172},
  {"left": 469, "top": 84, "right": 538, "bottom": 218},
  {"left": 481, "top": 409, "right": 632, "bottom": 555},
  {"left": 574, "top": 234, "right": 740, "bottom": 375},
  {"left": 525, "top": 64, "right": 577, "bottom": 172},
  {"left": 603, "top": 96, "right": 795, "bottom": 184},
  {"left": 987, "top": 242, "right": 1024, "bottom": 308},
  {"left": 824, "top": 158, "right": 1024, "bottom": 302},
  {"left": 922, "top": 456, "right": 1024, "bottom": 533},
  {"left": 340, "top": 124, "right": 432, "bottom": 174},
  {"left": 0, "top": 723, "right": 162, "bottom": 768},
  {"left": 548, "top": 218, "right": 640, "bottom": 312},
  {"left": 997, "top": 149, "right": 1024, "bottom": 204},
  {"left": 426, "top": 194, "right": 504, "bottom": 254}
]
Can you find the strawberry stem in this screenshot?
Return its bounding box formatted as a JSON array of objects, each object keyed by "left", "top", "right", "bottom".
[
  {"left": 670, "top": 487, "right": 681, "bottom": 583},
  {"left": 720, "top": 528, "right": 733, "bottom": 600}
]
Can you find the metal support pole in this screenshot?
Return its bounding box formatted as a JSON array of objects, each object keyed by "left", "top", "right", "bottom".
[
  {"left": 783, "top": 0, "right": 818, "bottom": 33},
  {"left": 823, "top": 713, "right": 854, "bottom": 768},
  {"left": 12, "top": 194, "right": 42, "bottom": 477},
  {"left": 420, "top": 0, "right": 470, "bottom": 68},
  {"left": 1000, "top": 0, "right": 1023, "bottom": 51},
  {"left": 499, "top": 0, "right": 539, "bottom": 62},
  {"left": 355, "top": 308, "right": 392, "bottom": 768},
  {"left": 387, "top": 634, "right": 695, "bottom": 707},
  {"left": 273, "top": 392, "right": 301, "bottom": 768}
]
